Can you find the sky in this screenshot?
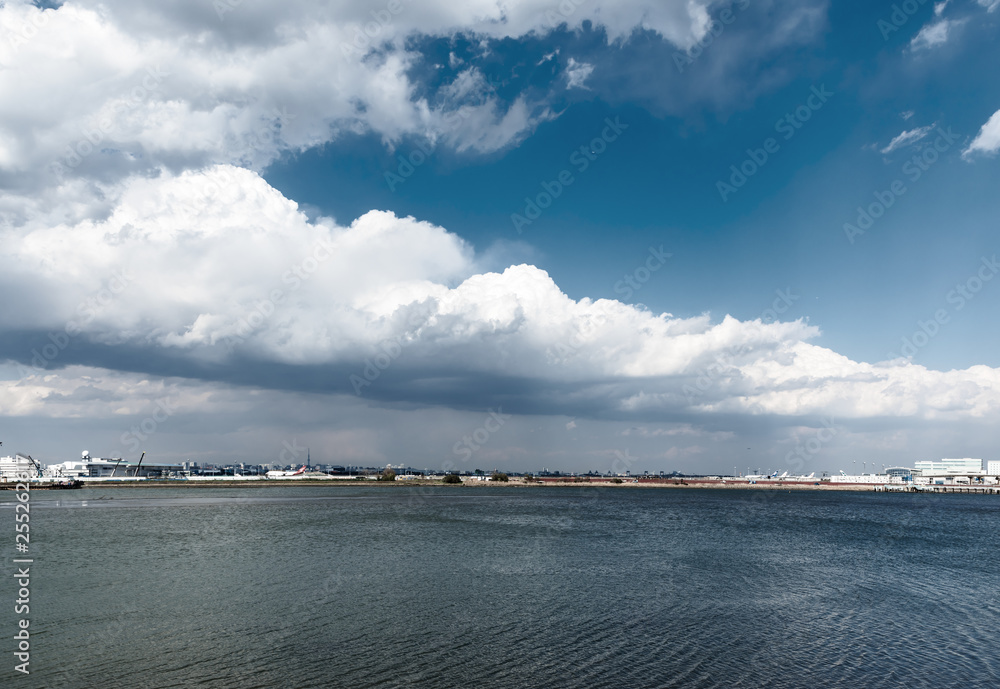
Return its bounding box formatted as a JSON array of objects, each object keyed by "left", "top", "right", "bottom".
[{"left": 1, "top": 0, "right": 999, "bottom": 476}]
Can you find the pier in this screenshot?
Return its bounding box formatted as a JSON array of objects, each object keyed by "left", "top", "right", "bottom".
[
  {"left": 873, "top": 484, "right": 1000, "bottom": 495},
  {"left": 924, "top": 485, "right": 1000, "bottom": 495}
]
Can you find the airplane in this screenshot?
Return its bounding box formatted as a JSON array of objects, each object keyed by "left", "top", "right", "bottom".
[{"left": 266, "top": 465, "right": 307, "bottom": 478}]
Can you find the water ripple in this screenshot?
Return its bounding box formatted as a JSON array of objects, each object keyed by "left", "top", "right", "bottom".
[{"left": 8, "top": 487, "right": 1000, "bottom": 688}]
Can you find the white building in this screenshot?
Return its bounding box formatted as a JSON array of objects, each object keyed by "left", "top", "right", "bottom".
[
  {"left": 0, "top": 454, "right": 40, "bottom": 480},
  {"left": 988, "top": 461, "right": 1000, "bottom": 475},
  {"left": 914, "top": 458, "right": 983, "bottom": 475},
  {"left": 830, "top": 473, "right": 910, "bottom": 484},
  {"left": 45, "top": 451, "right": 181, "bottom": 479}
]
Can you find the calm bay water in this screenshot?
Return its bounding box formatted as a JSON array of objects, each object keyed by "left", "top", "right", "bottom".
[{"left": 4, "top": 485, "right": 999, "bottom": 688}]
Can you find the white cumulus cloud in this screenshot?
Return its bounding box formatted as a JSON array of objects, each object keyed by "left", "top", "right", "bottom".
[
  {"left": 0, "top": 0, "right": 724, "bottom": 199},
  {"left": 3, "top": 167, "right": 1000, "bottom": 424},
  {"left": 963, "top": 109, "right": 1000, "bottom": 159}
]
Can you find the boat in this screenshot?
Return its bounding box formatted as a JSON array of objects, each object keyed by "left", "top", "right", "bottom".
[
  {"left": 49, "top": 479, "right": 83, "bottom": 489},
  {"left": 1, "top": 478, "right": 83, "bottom": 490}
]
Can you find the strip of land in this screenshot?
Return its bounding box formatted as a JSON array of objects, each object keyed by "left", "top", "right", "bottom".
[{"left": 6, "top": 476, "right": 995, "bottom": 493}]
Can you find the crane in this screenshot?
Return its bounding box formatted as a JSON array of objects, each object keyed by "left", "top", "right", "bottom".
[
  {"left": 133, "top": 451, "right": 146, "bottom": 478},
  {"left": 20, "top": 454, "right": 42, "bottom": 478}
]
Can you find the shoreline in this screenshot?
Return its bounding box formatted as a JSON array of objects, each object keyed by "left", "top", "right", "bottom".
[{"left": 4, "top": 477, "right": 995, "bottom": 494}]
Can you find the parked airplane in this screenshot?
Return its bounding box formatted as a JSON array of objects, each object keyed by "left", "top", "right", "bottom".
[{"left": 266, "top": 465, "right": 307, "bottom": 478}]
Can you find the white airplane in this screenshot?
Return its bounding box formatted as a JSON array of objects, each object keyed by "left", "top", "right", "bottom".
[{"left": 266, "top": 465, "right": 307, "bottom": 478}]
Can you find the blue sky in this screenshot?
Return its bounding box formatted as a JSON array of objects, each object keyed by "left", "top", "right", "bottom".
[
  {"left": 266, "top": 4, "right": 1000, "bottom": 371},
  {"left": 1, "top": 0, "right": 999, "bottom": 474}
]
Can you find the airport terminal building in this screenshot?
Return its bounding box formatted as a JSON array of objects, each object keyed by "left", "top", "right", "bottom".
[
  {"left": 45, "top": 451, "right": 182, "bottom": 479},
  {"left": 914, "top": 458, "right": 984, "bottom": 474}
]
